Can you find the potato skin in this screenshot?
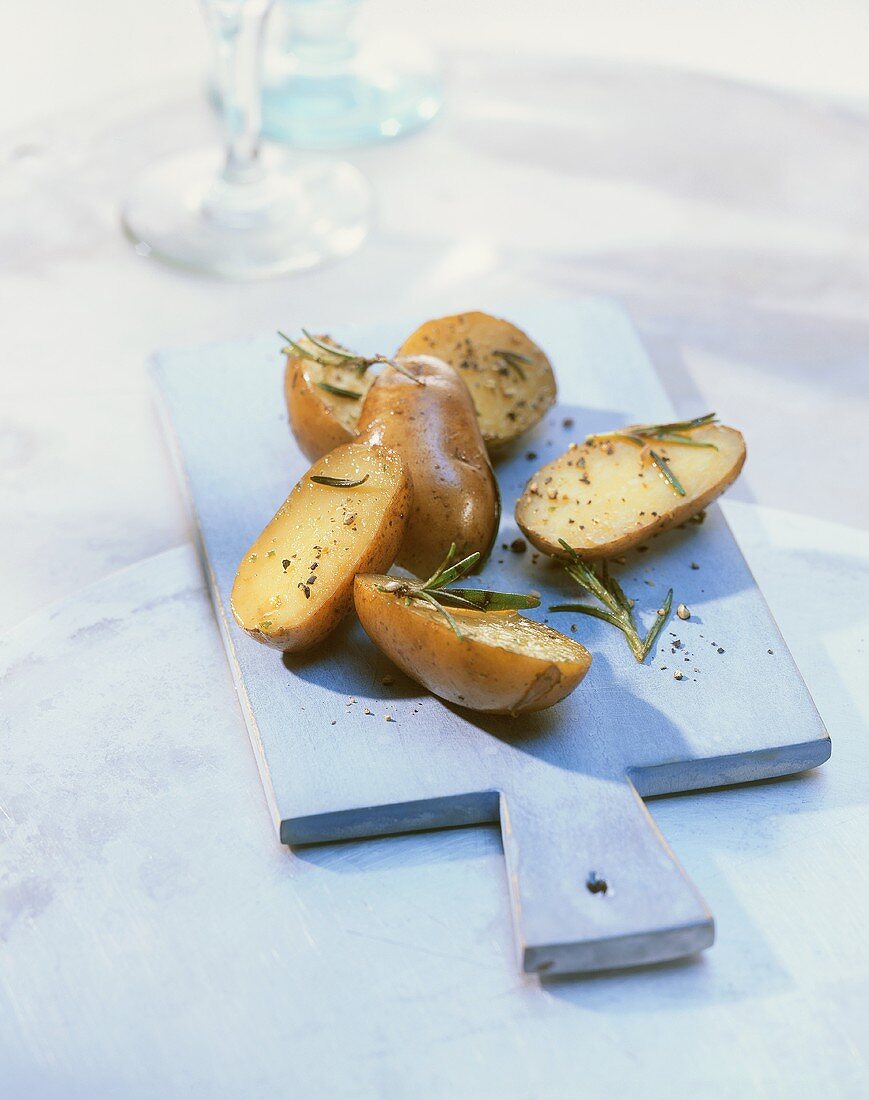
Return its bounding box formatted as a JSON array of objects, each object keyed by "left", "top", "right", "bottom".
[
  {"left": 356, "top": 355, "right": 500, "bottom": 579},
  {"left": 396, "top": 311, "right": 557, "bottom": 448},
  {"left": 516, "top": 425, "right": 746, "bottom": 559},
  {"left": 285, "top": 357, "right": 351, "bottom": 462},
  {"left": 354, "top": 575, "right": 591, "bottom": 715},
  {"left": 284, "top": 347, "right": 374, "bottom": 462},
  {"left": 231, "top": 444, "right": 412, "bottom": 652}
]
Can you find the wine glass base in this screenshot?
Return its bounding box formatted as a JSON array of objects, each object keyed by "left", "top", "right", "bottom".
[
  {"left": 261, "top": 34, "right": 442, "bottom": 149},
  {"left": 121, "top": 148, "right": 371, "bottom": 279}
]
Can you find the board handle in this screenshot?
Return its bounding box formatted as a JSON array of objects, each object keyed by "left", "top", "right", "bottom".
[{"left": 500, "top": 776, "right": 714, "bottom": 976}]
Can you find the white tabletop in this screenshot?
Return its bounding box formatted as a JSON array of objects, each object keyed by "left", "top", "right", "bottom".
[
  {"left": 1, "top": 505, "right": 867, "bottom": 1097},
  {"left": 2, "top": 2, "right": 868, "bottom": 1095}
]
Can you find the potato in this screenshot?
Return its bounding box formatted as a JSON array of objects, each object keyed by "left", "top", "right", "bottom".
[
  {"left": 231, "top": 443, "right": 411, "bottom": 652},
  {"left": 284, "top": 334, "right": 376, "bottom": 462},
  {"left": 516, "top": 422, "right": 746, "bottom": 559},
  {"left": 356, "top": 355, "right": 500, "bottom": 579},
  {"left": 396, "top": 311, "right": 557, "bottom": 448},
  {"left": 355, "top": 574, "right": 592, "bottom": 715}
]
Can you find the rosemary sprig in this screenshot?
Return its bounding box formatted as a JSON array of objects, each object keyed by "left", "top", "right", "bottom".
[
  {"left": 377, "top": 543, "right": 540, "bottom": 639},
  {"left": 279, "top": 329, "right": 424, "bottom": 386},
  {"left": 549, "top": 539, "right": 672, "bottom": 662},
  {"left": 310, "top": 473, "right": 369, "bottom": 488},
  {"left": 587, "top": 413, "right": 719, "bottom": 498},
  {"left": 493, "top": 348, "right": 532, "bottom": 381}
]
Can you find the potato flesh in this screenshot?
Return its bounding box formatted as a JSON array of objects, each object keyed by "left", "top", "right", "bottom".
[
  {"left": 516, "top": 424, "right": 745, "bottom": 558},
  {"left": 298, "top": 358, "right": 372, "bottom": 437},
  {"left": 355, "top": 574, "right": 591, "bottom": 715},
  {"left": 232, "top": 444, "right": 408, "bottom": 649},
  {"left": 396, "top": 312, "right": 557, "bottom": 446},
  {"left": 426, "top": 606, "right": 585, "bottom": 662}
]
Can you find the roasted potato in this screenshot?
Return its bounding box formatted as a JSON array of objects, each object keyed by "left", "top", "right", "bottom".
[
  {"left": 284, "top": 334, "right": 376, "bottom": 462},
  {"left": 516, "top": 420, "right": 746, "bottom": 559},
  {"left": 396, "top": 311, "right": 557, "bottom": 448},
  {"left": 356, "top": 355, "right": 500, "bottom": 579},
  {"left": 355, "top": 574, "right": 592, "bottom": 715},
  {"left": 232, "top": 443, "right": 411, "bottom": 651}
]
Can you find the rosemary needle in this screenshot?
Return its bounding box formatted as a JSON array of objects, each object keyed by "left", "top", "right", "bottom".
[
  {"left": 647, "top": 447, "right": 686, "bottom": 496},
  {"left": 315, "top": 381, "right": 363, "bottom": 400},
  {"left": 493, "top": 348, "right": 532, "bottom": 380},
  {"left": 301, "top": 329, "right": 356, "bottom": 360},
  {"left": 310, "top": 474, "right": 370, "bottom": 488}
]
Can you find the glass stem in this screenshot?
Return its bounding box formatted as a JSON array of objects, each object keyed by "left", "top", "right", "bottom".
[{"left": 206, "top": 0, "right": 272, "bottom": 186}]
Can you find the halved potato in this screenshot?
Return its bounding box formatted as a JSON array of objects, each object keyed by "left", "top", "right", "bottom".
[
  {"left": 516, "top": 424, "right": 745, "bottom": 559},
  {"left": 232, "top": 443, "right": 411, "bottom": 652},
  {"left": 284, "top": 335, "right": 376, "bottom": 462},
  {"left": 396, "top": 311, "right": 557, "bottom": 448},
  {"left": 357, "top": 355, "right": 500, "bottom": 579},
  {"left": 354, "top": 574, "right": 592, "bottom": 716}
]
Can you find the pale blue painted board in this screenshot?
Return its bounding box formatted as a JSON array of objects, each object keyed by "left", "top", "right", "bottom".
[{"left": 153, "top": 298, "right": 829, "bottom": 975}]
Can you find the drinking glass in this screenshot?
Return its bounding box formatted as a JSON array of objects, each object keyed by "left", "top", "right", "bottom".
[
  {"left": 122, "top": 0, "right": 371, "bottom": 278},
  {"left": 260, "top": 0, "right": 441, "bottom": 148}
]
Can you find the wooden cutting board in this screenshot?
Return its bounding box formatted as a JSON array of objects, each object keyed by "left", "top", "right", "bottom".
[{"left": 153, "top": 298, "right": 829, "bottom": 976}]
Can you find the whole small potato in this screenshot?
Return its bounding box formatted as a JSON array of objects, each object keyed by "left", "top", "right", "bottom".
[
  {"left": 356, "top": 355, "right": 500, "bottom": 579},
  {"left": 284, "top": 335, "right": 375, "bottom": 462},
  {"left": 396, "top": 311, "right": 557, "bottom": 448},
  {"left": 232, "top": 443, "right": 411, "bottom": 652},
  {"left": 355, "top": 574, "right": 592, "bottom": 716}
]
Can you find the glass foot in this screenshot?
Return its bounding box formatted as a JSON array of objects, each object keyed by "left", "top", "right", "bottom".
[
  {"left": 261, "top": 31, "right": 442, "bottom": 148},
  {"left": 121, "top": 147, "right": 371, "bottom": 279}
]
